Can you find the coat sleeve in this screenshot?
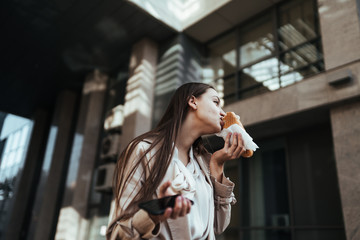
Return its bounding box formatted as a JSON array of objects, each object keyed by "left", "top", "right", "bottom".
[
  {"left": 211, "top": 174, "right": 237, "bottom": 235},
  {"left": 106, "top": 142, "right": 161, "bottom": 240}
]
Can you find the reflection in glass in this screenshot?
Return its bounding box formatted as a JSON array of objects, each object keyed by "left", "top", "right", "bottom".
[
  {"left": 208, "top": 32, "right": 237, "bottom": 79},
  {"left": 278, "top": 21, "right": 316, "bottom": 50},
  {"left": 0, "top": 115, "right": 32, "bottom": 182},
  {"left": 0, "top": 112, "right": 33, "bottom": 237},
  {"left": 280, "top": 71, "right": 303, "bottom": 88},
  {"left": 223, "top": 49, "right": 236, "bottom": 68},
  {"left": 239, "top": 14, "right": 274, "bottom": 67},
  {"left": 240, "top": 34, "right": 275, "bottom": 67},
  {"left": 280, "top": 43, "right": 322, "bottom": 74},
  {"left": 243, "top": 58, "right": 280, "bottom": 91},
  {"left": 278, "top": 0, "right": 318, "bottom": 51}
]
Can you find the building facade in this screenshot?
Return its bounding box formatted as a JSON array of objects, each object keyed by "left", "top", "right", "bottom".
[{"left": 1, "top": 0, "right": 360, "bottom": 239}]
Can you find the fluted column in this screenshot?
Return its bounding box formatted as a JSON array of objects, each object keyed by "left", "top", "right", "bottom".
[{"left": 120, "top": 38, "right": 158, "bottom": 151}]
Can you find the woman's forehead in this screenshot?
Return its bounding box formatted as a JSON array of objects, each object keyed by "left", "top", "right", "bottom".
[{"left": 204, "top": 88, "right": 219, "bottom": 97}]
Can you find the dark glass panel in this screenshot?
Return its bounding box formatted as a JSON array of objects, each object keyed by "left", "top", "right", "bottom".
[
  {"left": 294, "top": 229, "right": 346, "bottom": 240},
  {"left": 217, "top": 227, "right": 239, "bottom": 240},
  {"left": 242, "top": 229, "right": 291, "bottom": 240},
  {"left": 241, "top": 141, "right": 290, "bottom": 227},
  {"left": 288, "top": 124, "right": 344, "bottom": 226},
  {"left": 224, "top": 160, "right": 240, "bottom": 229}
]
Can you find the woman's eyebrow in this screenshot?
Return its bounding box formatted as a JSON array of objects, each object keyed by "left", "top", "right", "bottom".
[{"left": 213, "top": 96, "right": 220, "bottom": 101}]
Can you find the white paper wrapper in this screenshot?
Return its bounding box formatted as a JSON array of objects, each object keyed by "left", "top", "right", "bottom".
[{"left": 216, "top": 124, "right": 259, "bottom": 151}]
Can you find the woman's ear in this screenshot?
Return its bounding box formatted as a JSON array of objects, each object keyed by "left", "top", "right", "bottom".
[{"left": 188, "top": 96, "right": 197, "bottom": 110}]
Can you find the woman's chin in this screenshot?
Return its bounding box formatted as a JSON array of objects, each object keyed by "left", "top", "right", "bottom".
[
  {"left": 201, "top": 124, "right": 222, "bottom": 135},
  {"left": 210, "top": 126, "right": 222, "bottom": 134}
]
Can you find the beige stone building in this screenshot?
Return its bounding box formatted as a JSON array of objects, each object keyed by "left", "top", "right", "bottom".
[{"left": 0, "top": 0, "right": 359, "bottom": 239}]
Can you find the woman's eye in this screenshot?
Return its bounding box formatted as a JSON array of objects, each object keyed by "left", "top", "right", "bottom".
[{"left": 214, "top": 101, "right": 219, "bottom": 105}]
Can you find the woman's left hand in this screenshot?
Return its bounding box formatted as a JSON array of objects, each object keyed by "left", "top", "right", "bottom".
[
  {"left": 149, "top": 181, "right": 192, "bottom": 224},
  {"left": 210, "top": 132, "right": 245, "bottom": 181}
]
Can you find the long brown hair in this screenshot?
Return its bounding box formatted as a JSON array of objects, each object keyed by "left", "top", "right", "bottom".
[{"left": 113, "top": 82, "right": 214, "bottom": 220}]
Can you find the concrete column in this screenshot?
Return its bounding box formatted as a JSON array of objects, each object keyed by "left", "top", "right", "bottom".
[
  {"left": 71, "top": 70, "right": 108, "bottom": 213},
  {"left": 121, "top": 38, "right": 158, "bottom": 151},
  {"left": 31, "top": 90, "right": 78, "bottom": 240},
  {"left": 330, "top": 100, "right": 360, "bottom": 240},
  {"left": 318, "top": 0, "right": 360, "bottom": 70},
  {"left": 53, "top": 69, "right": 108, "bottom": 240}
]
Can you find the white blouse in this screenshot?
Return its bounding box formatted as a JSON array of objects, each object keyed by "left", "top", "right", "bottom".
[{"left": 169, "top": 147, "right": 213, "bottom": 240}]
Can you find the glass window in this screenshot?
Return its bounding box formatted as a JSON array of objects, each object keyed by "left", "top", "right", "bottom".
[
  {"left": 278, "top": 0, "right": 318, "bottom": 51},
  {"left": 242, "top": 57, "right": 280, "bottom": 91},
  {"left": 280, "top": 43, "right": 323, "bottom": 74},
  {"left": 0, "top": 112, "right": 33, "bottom": 237},
  {"left": 208, "top": 31, "right": 237, "bottom": 79},
  {"left": 239, "top": 13, "right": 275, "bottom": 67},
  {"left": 209, "top": 0, "right": 324, "bottom": 103},
  {"left": 277, "top": 0, "right": 323, "bottom": 87}
]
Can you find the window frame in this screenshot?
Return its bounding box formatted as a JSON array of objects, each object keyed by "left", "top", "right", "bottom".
[{"left": 207, "top": 0, "right": 324, "bottom": 104}]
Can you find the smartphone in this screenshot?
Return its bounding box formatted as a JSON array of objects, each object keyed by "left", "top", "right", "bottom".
[{"left": 138, "top": 194, "right": 194, "bottom": 215}]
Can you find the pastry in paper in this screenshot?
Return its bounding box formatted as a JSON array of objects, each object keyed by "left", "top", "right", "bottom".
[{"left": 216, "top": 112, "right": 259, "bottom": 158}]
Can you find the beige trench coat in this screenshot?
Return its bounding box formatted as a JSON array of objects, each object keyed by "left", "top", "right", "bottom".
[{"left": 106, "top": 141, "right": 236, "bottom": 240}]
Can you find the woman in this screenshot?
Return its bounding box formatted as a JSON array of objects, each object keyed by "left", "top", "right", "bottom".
[{"left": 106, "top": 82, "right": 245, "bottom": 240}]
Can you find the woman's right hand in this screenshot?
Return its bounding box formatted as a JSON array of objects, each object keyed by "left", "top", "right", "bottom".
[{"left": 149, "top": 181, "right": 192, "bottom": 224}]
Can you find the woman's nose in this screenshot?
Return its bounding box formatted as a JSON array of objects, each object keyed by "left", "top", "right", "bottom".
[{"left": 220, "top": 109, "right": 226, "bottom": 117}]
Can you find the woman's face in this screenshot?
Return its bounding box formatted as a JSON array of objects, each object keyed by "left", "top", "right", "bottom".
[{"left": 194, "top": 88, "right": 226, "bottom": 134}]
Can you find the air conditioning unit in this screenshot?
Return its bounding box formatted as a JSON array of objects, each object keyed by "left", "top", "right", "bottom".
[
  {"left": 95, "top": 163, "right": 115, "bottom": 192},
  {"left": 104, "top": 105, "right": 124, "bottom": 131},
  {"left": 100, "top": 133, "right": 121, "bottom": 160}
]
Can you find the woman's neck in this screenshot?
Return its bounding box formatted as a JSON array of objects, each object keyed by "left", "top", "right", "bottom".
[{"left": 175, "top": 116, "right": 200, "bottom": 165}]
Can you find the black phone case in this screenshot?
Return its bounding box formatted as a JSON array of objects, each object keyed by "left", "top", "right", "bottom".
[{"left": 138, "top": 194, "right": 194, "bottom": 215}]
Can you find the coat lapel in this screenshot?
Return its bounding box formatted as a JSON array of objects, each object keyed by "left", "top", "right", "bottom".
[{"left": 167, "top": 218, "right": 191, "bottom": 240}]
